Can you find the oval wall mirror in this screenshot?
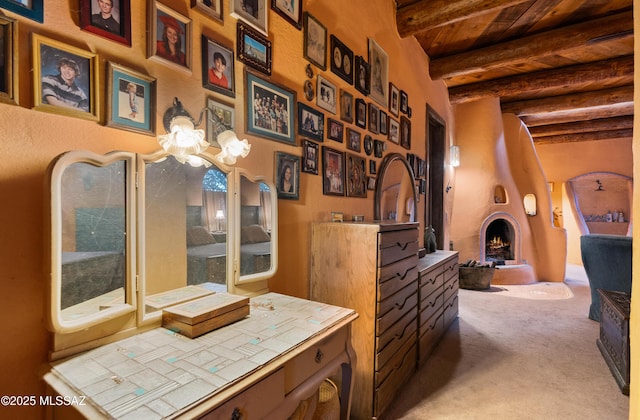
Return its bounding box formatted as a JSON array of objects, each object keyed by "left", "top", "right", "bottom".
[{"left": 374, "top": 153, "right": 418, "bottom": 222}]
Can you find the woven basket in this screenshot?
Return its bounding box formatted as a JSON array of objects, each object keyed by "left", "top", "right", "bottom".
[{"left": 312, "top": 379, "right": 340, "bottom": 420}]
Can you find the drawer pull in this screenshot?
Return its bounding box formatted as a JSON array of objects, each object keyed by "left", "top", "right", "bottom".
[
  {"left": 396, "top": 268, "right": 413, "bottom": 281},
  {"left": 394, "top": 292, "right": 415, "bottom": 310},
  {"left": 231, "top": 407, "right": 243, "bottom": 420},
  {"left": 315, "top": 349, "right": 324, "bottom": 363}
]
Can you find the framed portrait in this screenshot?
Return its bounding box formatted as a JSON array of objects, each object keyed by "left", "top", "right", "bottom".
[
  {"left": 368, "top": 102, "right": 380, "bottom": 134},
  {"left": 369, "top": 160, "right": 377, "bottom": 175},
  {"left": 206, "top": 97, "right": 235, "bottom": 147},
  {"left": 0, "top": 15, "right": 17, "bottom": 105},
  {"left": 367, "top": 175, "right": 376, "bottom": 190},
  {"left": 271, "top": 0, "right": 301, "bottom": 29},
  {"left": 355, "top": 98, "right": 366, "bottom": 128},
  {"left": 201, "top": 35, "right": 234, "bottom": 97},
  {"left": 339, "top": 89, "right": 353, "bottom": 123},
  {"left": 298, "top": 102, "right": 324, "bottom": 142},
  {"left": 80, "top": 0, "right": 131, "bottom": 46},
  {"left": 330, "top": 35, "right": 353, "bottom": 85},
  {"left": 302, "top": 139, "right": 319, "bottom": 175},
  {"left": 148, "top": 2, "right": 191, "bottom": 72},
  {"left": 32, "top": 34, "right": 99, "bottom": 122},
  {"left": 191, "top": 0, "right": 222, "bottom": 23},
  {"left": 388, "top": 117, "right": 399, "bottom": 144},
  {"left": 346, "top": 153, "right": 367, "bottom": 198},
  {"left": 316, "top": 74, "right": 336, "bottom": 114},
  {"left": 327, "top": 118, "right": 343, "bottom": 142},
  {"left": 303, "top": 13, "right": 326, "bottom": 70},
  {"left": 275, "top": 151, "right": 300, "bottom": 200},
  {"left": 0, "top": 0, "right": 42, "bottom": 23},
  {"left": 389, "top": 83, "right": 399, "bottom": 117},
  {"left": 379, "top": 110, "right": 388, "bottom": 135},
  {"left": 363, "top": 135, "right": 373, "bottom": 156},
  {"left": 400, "top": 90, "right": 409, "bottom": 114},
  {"left": 368, "top": 38, "right": 388, "bottom": 107},
  {"left": 347, "top": 128, "right": 361, "bottom": 153},
  {"left": 374, "top": 139, "right": 384, "bottom": 158},
  {"left": 355, "top": 55, "right": 370, "bottom": 96},
  {"left": 322, "top": 146, "right": 345, "bottom": 196},
  {"left": 231, "top": 0, "right": 268, "bottom": 36},
  {"left": 237, "top": 22, "right": 272, "bottom": 76},
  {"left": 106, "top": 62, "right": 156, "bottom": 136},
  {"left": 246, "top": 70, "right": 296, "bottom": 144},
  {"left": 400, "top": 115, "right": 412, "bottom": 150}
]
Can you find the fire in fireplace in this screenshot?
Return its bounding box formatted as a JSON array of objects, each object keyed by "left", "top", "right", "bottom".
[{"left": 485, "top": 219, "right": 514, "bottom": 264}]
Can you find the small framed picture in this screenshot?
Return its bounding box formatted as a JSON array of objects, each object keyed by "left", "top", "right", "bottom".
[
  {"left": 355, "top": 55, "right": 370, "bottom": 96},
  {"left": 106, "top": 62, "right": 156, "bottom": 136},
  {"left": 231, "top": 0, "right": 268, "bottom": 36},
  {"left": 327, "top": 118, "right": 344, "bottom": 142},
  {"left": 388, "top": 117, "right": 399, "bottom": 144},
  {"left": 369, "top": 160, "right": 377, "bottom": 175},
  {"left": 369, "top": 38, "right": 388, "bottom": 107},
  {"left": 191, "top": 0, "right": 222, "bottom": 23},
  {"left": 400, "top": 90, "right": 409, "bottom": 114},
  {"left": 363, "top": 135, "right": 373, "bottom": 156},
  {"left": 374, "top": 139, "right": 384, "bottom": 158},
  {"left": 347, "top": 128, "right": 361, "bottom": 152},
  {"left": 148, "top": 2, "right": 191, "bottom": 71},
  {"left": 346, "top": 153, "right": 367, "bottom": 198},
  {"left": 245, "top": 70, "right": 296, "bottom": 144},
  {"left": 80, "top": 0, "right": 131, "bottom": 46},
  {"left": 303, "top": 12, "right": 326, "bottom": 70},
  {"left": 271, "top": 0, "right": 302, "bottom": 29},
  {"left": 379, "top": 110, "right": 388, "bottom": 135},
  {"left": 32, "top": 34, "right": 99, "bottom": 122},
  {"left": 0, "top": 0, "right": 43, "bottom": 23},
  {"left": 322, "top": 146, "right": 345, "bottom": 196},
  {"left": 401, "top": 115, "right": 411, "bottom": 150},
  {"left": 275, "top": 151, "right": 300, "bottom": 200},
  {"left": 367, "top": 175, "right": 376, "bottom": 190},
  {"left": 237, "top": 22, "right": 272, "bottom": 76},
  {"left": 368, "top": 102, "right": 380, "bottom": 134},
  {"left": 340, "top": 89, "right": 354, "bottom": 123},
  {"left": 201, "top": 34, "right": 235, "bottom": 97},
  {"left": 316, "top": 74, "right": 336, "bottom": 114},
  {"left": 355, "top": 98, "right": 367, "bottom": 128},
  {"left": 389, "top": 82, "right": 399, "bottom": 117},
  {"left": 330, "top": 35, "right": 353, "bottom": 85},
  {"left": 206, "top": 97, "right": 235, "bottom": 147},
  {"left": 0, "top": 15, "right": 17, "bottom": 105},
  {"left": 298, "top": 102, "right": 324, "bottom": 142},
  {"left": 302, "top": 139, "right": 319, "bottom": 175}
]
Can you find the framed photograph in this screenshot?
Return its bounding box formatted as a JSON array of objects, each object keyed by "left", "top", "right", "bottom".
[
  {"left": 191, "top": 0, "right": 222, "bottom": 23},
  {"left": 322, "top": 146, "right": 345, "bottom": 196},
  {"left": 347, "top": 128, "right": 361, "bottom": 152},
  {"left": 303, "top": 13, "right": 326, "bottom": 70},
  {"left": 298, "top": 102, "right": 324, "bottom": 142},
  {"left": 355, "top": 55, "right": 370, "bottom": 96},
  {"left": 388, "top": 117, "right": 399, "bottom": 144},
  {"left": 363, "top": 135, "right": 373, "bottom": 156},
  {"left": 245, "top": 70, "right": 296, "bottom": 144},
  {"left": 32, "top": 34, "right": 99, "bottom": 122},
  {"left": 302, "top": 139, "right": 319, "bottom": 175},
  {"left": 400, "top": 90, "right": 409, "bottom": 114},
  {"left": 206, "top": 97, "right": 235, "bottom": 147},
  {"left": 327, "top": 118, "right": 343, "bottom": 142},
  {"left": 340, "top": 89, "right": 354, "bottom": 123},
  {"left": 355, "top": 98, "right": 366, "bottom": 128},
  {"left": 368, "top": 102, "right": 380, "bottom": 134},
  {"left": 367, "top": 175, "right": 376, "bottom": 190},
  {"left": 275, "top": 151, "right": 300, "bottom": 200},
  {"left": 0, "top": 0, "right": 42, "bottom": 23},
  {"left": 271, "top": 0, "right": 301, "bottom": 29},
  {"left": 400, "top": 115, "right": 411, "bottom": 150},
  {"left": 201, "top": 35, "right": 234, "bottom": 97},
  {"left": 80, "top": 0, "right": 131, "bottom": 46},
  {"left": 148, "top": 2, "right": 191, "bottom": 71},
  {"left": 346, "top": 153, "right": 367, "bottom": 198},
  {"left": 330, "top": 35, "right": 353, "bottom": 85},
  {"left": 316, "top": 74, "right": 336, "bottom": 114},
  {"left": 379, "top": 110, "right": 388, "bottom": 135},
  {"left": 374, "top": 139, "right": 384, "bottom": 158},
  {"left": 106, "top": 62, "right": 156, "bottom": 136},
  {"left": 368, "top": 38, "right": 388, "bottom": 107},
  {"left": 237, "top": 22, "right": 272, "bottom": 76},
  {"left": 389, "top": 83, "right": 399, "bottom": 117},
  {"left": 369, "top": 160, "right": 377, "bottom": 175},
  {"left": 0, "top": 15, "right": 17, "bottom": 105},
  {"left": 231, "top": 0, "right": 268, "bottom": 36}
]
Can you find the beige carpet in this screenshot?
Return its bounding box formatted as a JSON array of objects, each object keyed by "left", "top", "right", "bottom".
[{"left": 490, "top": 282, "right": 574, "bottom": 300}]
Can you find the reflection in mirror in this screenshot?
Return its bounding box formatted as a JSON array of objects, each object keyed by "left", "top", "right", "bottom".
[
  {"left": 374, "top": 153, "right": 418, "bottom": 222},
  {"left": 239, "top": 176, "right": 273, "bottom": 280}
]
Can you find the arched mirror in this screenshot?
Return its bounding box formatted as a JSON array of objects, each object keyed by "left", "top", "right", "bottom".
[{"left": 374, "top": 153, "right": 418, "bottom": 222}]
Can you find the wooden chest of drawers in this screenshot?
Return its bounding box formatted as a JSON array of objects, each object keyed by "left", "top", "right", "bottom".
[{"left": 597, "top": 289, "right": 630, "bottom": 395}]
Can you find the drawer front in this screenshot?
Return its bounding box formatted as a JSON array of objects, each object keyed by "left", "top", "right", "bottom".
[
  {"left": 379, "top": 230, "right": 419, "bottom": 266},
  {"left": 377, "top": 288, "right": 418, "bottom": 334},
  {"left": 443, "top": 274, "right": 459, "bottom": 304},
  {"left": 443, "top": 294, "right": 459, "bottom": 329},
  {"left": 376, "top": 308, "right": 418, "bottom": 371},
  {"left": 444, "top": 256, "right": 459, "bottom": 281},
  {"left": 374, "top": 342, "right": 417, "bottom": 417},
  {"left": 419, "top": 268, "right": 443, "bottom": 297},
  {"left": 378, "top": 256, "right": 418, "bottom": 300},
  {"left": 201, "top": 369, "right": 284, "bottom": 419},
  {"left": 419, "top": 291, "right": 443, "bottom": 328},
  {"left": 419, "top": 313, "right": 444, "bottom": 362}
]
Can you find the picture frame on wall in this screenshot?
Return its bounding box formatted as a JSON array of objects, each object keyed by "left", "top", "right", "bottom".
[
  {"left": 303, "top": 12, "right": 326, "bottom": 70},
  {"left": 302, "top": 139, "right": 319, "bottom": 175},
  {"left": 275, "top": 151, "right": 300, "bottom": 200},
  {"left": 330, "top": 35, "right": 353, "bottom": 85},
  {"left": 316, "top": 74, "right": 336, "bottom": 114},
  {"left": 368, "top": 38, "right": 388, "bottom": 108},
  {"left": 327, "top": 118, "right": 344, "bottom": 142},
  {"left": 106, "top": 62, "right": 156, "bottom": 136},
  {"left": 201, "top": 34, "right": 235, "bottom": 97},
  {"left": 400, "top": 115, "right": 411, "bottom": 150},
  {"left": 355, "top": 55, "right": 370, "bottom": 96},
  {"left": 379, "top": 110, "right": 388, "bottom": 135},
  {"left": 340, "top": 89, "right": 354, "bottom": 123},
  {"left": 347, "top": 128, "right": 361, "bottom": 152},
  {"left": 388, "top": 117, "right": 399, "bottom": 144},
  {"left": 0, "top": 0, "right": 43, "bottom": 23},
  {"left": 80, "top": 0, "right": 131, "bottom": 46},
  {"left": 363, "top": 134, "right": 373, "bottom": 156},
  {"left": 237, "top": 22, "right": 272, "bottom": 76},
  {"left": 389, "top": 82, "right": 399, "bottom": 116},
  {"left": 346, "top": 153, "right": 367, "bottom": 198},
  {"left": 355, "top": 98, "right": 366, "bottom": 128},
  {"left": 191, "top": 0, "right": 223, "bottom": 23},
  {"left": 271, "top": 0, "right": 302, "bottom": 30},
  {"left": 245, "top": 70, "right": 296, "bottom": 144},
  {"left": 0, "top": 15, "right": 17, "bottom": 105},
  {"left": 322, "top": 146, "right": 345, "bottom": 196},
  {"left": 374, "top": 139, "right": 384, "bottom": 158},
  {"left": 298, "top": 102, "right": 324, "bottom": 142},
  {"left": 368, "top": 102, "right": 380, "bottom": 134},
  {"left": 32, "top": 34, "right": 99, "bottom": 122},
  {"left": 148, "top": 2, "right": 191, "bottom": 72},
  {"left": 206, "top": 97, "right": 235, "bottom": 147},
  {"left": 400, "top": 90, "right": 409, "bottom": 115},
  {"left": 231, "top": 0, "right": 268, "bottom": 36}
]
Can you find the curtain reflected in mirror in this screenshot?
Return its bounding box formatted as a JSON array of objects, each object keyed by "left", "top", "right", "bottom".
[{"left": 239, "top": 176, "right": 273, "bottom": 277}]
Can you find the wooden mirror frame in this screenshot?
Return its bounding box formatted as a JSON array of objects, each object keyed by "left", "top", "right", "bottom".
[{"left": 374, "top": 153, "right": 418, "bottom": 222}]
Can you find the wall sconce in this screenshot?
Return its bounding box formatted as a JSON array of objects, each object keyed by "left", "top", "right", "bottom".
[
  {"left": 214, "top": 130, "right": 251, "bottom": 165},
  {"left": 523, "top": 193, "right": 537, "bottom": 216},
  {"left": 450, "top": 145, "right": 460, "bottom": 167}
]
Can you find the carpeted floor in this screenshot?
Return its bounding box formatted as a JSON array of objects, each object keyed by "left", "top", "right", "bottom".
[{"left": 382, "top": 265, "right": 629, "bottom": 420}]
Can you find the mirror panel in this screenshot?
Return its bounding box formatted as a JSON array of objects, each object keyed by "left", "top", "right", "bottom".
[{"left": 374, "top": 153, "right": 418, "bottom": 222}]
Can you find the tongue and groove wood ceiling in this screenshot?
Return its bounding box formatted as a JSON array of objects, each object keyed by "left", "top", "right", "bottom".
[{"left": 395, "top": 0, "right": 633, "bottom": 144}]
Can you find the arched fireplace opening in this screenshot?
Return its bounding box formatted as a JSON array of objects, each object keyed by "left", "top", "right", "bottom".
[{"left": 486, "top": 219, "right": 514, "bottom": 264}]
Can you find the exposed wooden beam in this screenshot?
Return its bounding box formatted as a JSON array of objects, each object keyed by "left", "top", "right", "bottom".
[
  {"left": 448, "top": 56, "right": 634, "bottom": 105},
  {"left": 429, "top": 11, "right": 633, "bottom": 80},
  {"left": 533, "top": 129, "right": 633, "bottom": 145},
  {"left": 521, "top": 104, "right": 635, "bottom": 126},
  {"left": 395, "top": 0, "right": 529, "bottom": 38},
  {"left": 528, "top": 116, "right": 634, "bottom": 138}
]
